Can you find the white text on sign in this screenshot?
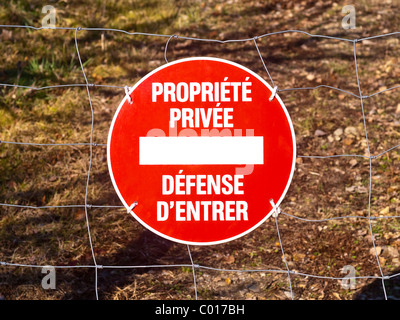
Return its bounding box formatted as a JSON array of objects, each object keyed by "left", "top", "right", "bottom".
[
  {"left": 151, "top": 78, "right": 255, "bottom": 222},
  {"left": 157, "top": 173, "right": 248, "bottom": 221},
  {"left": 152, "top": 80, "right": 252, "bottom": 129},
  {"left": 169, "top": 108, "right": 234, "bottom": 128},
  {"left": 152, "top": 80, "right": 252, "bottom": 103}
]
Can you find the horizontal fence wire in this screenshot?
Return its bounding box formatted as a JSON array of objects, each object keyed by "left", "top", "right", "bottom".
[{"left": 1, "top": 24, "right": 400, "bottom": 300}]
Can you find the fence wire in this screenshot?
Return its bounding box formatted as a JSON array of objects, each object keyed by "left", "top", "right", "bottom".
[{"left": 1, "top": 25, "right": 400, "bottom": 300}]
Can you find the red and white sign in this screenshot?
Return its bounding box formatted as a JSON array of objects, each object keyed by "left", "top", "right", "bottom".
[{"left": 107, "top": 57, "right": 296, "bottom": 245}]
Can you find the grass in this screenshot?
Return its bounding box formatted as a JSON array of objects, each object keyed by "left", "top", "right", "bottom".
[{"left": 1, "top": 0, "right": 400, "bottom": 301}]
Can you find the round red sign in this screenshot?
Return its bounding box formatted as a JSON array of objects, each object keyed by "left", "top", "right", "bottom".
[{"left": 107, "top": 57, "right": 296, "bottom": 245}]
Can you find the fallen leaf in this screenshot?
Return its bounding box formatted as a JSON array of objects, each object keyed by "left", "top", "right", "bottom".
[
  {"left": 370, "top": 246, "right": 382, "bottom": 256},
  {"left": 343, "top": 138, "right": 354, "bottom": 146},
  {"left": 74, "top": 209, "right": 86, "bottom": 221},
  {"left": 225, "top": 255, "right": 235, "bottom": 264},
  {"left": 383, "top": 246, "right": 399, "bottom": 258},
  {"left": 349, "top": 159, "right": 358, "bottom": 168},
  {"left": 332, "top": 292, "right": 341, "bottom": 300},
  {"left": 380, "top": 206, "right": 390, "bottom": 214},
  {"left": 314, "top": 129, "right": 327, "bottom": 137},
  {"left": 344, "top": 126, "right": 359, "bottom": 137},
  {"left": 306, "top": 73, "right": 315, "bottom": 81},
  {"left": 293, "top": 253, "right": 306, "bottom": 262}
]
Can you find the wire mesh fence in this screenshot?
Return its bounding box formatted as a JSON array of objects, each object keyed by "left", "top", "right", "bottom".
[{"left": 1, "top": 24, "right": 400, "bottom": 300}]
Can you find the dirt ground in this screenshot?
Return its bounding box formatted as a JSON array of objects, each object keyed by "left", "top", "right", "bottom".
[{"left": 1, "top": 0, "right": 400, "bottom": 300}]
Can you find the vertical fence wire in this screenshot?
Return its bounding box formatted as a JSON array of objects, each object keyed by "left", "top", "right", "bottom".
[
  {"left": 353, "top": 40, "right": 387, "bottom": 299},
  {"left": 74, "top": 27, "right": 100, "bottom": 299}
]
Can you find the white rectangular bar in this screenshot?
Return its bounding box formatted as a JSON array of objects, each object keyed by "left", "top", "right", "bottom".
[{"left": 139, "top": 136, "right": 264, "bottom": 165}]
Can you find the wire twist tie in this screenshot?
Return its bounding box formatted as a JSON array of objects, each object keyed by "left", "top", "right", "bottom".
[
  {"left": 269, "top": 86, "right": 278, "bottom": 102},
  {"left": 124, "top": 86, "right": 133, "bottom": 104},
  {"left": 127, "top": 202, "right": 138, "bottom": 215},
  {"left": 269, "top": 199, "right": 281, "bottom": 218},
  {"left": 96, "top": 265, "right": 103, "bottom": 269}
]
